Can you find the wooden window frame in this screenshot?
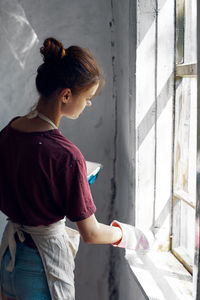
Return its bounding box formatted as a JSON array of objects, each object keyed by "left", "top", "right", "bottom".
[{"left": 171, "top": 0, "right": 197, "bottom": 275}]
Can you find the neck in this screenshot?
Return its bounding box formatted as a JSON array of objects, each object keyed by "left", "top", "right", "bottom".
[{"left": 36, "top": 97, "right": 61, "bottom": 127}]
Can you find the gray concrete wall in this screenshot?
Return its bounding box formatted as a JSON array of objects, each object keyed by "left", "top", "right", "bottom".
[{"left": 0, "top": 0, "right": 145, "bottom": 299}]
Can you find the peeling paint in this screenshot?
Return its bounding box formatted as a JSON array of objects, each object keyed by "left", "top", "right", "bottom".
[
  {"left": 94, "top": 116, "right": 103, "bottom": 129},
  {"left": 108, "top": 247, "right": 120, "bottom": 300},
  {"left": 108, "top": 0, "right": 119, "bottom": 299},
  {"left": 109, "top": 18, "right": 115, "bottom": 27}
]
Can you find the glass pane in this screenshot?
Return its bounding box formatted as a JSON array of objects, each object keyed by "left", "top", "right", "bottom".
[
  {"left": 176, "top": 0, "right": 185, "bottom": 64},
  {"left": 184, "top": 0, "right": 197, "bottom": 63},
  {"left": 176, "top": 0, "right": 197, "bottom": 64},
  {"left": 174, "top": 77, "right": 197, "bottom": 205},
  {"left": 172, "top": 198, "right": 195, "bottom": 268},
  {"left": 173, "top": 0, "right": 197, "bottom": 273},
  {"left": 180, "top": 201, "right": 195, "bottom": 257}
]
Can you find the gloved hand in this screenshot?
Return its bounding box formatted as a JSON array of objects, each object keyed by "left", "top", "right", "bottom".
[{"left": 110, "top": 220, "right": 154, "bottom": 251}]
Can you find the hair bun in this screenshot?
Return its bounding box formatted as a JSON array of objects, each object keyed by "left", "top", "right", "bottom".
[{"left": 40, "top": 37, "right": 66, "bottom": 63}]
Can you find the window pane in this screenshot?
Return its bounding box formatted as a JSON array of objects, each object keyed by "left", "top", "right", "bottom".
[
  {"left": 176, "top": 0, "right": 185, "bottom": 64},
  {"left": 180, "top": 201, "right": 195, "bottom": 258},
  {"left": 184, "top": 0, "right": 197, "bottom": 63},
  {"left": 173, "top": 0, "right": 197, "bottom": 273},
  {"left": 172, "top": 197, "right": 195, "bottom": 270},
  {"left": 174, "top": 77, "right": 197, "bottom": 205}
]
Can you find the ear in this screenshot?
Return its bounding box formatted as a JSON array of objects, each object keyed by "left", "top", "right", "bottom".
[{"left": 59, "top": 88, "right": 72, "bottom": 104}]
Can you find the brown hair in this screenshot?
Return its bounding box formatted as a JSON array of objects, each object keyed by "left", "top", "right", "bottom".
[{"left": 35, "top": 37, "right": 105, "bottom": 98}]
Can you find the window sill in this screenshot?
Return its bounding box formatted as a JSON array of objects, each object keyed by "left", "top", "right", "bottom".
[{"left": 125, "top": 249, "right": 193, "bottom": 300}]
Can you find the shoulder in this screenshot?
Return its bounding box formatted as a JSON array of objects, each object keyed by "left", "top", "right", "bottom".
[
  {"left": 48, "top": 132, "right": 86, "bottom": 170},
  {"left": 0, "top": 116, "right": 20, "bottom": 137},
  {"left": 50, "top": 132, "right": 85, "bottom": 161}
]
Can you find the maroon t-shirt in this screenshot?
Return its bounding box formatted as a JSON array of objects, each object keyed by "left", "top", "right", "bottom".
[{"left": 0, "top": 117, "right": 96, "bottom": 226}]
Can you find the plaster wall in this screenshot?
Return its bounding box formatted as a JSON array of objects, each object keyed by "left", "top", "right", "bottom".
[{"left": 0, "top": 0, "right": 145, "bottom": 299}]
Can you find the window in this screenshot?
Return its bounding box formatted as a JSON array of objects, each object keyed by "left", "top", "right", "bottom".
[
  {"left": 171, "top": 0, "right": 197, "bottom": 274},
  {"left": 126, "top": 1, "right": 197, "bottom": 298}
]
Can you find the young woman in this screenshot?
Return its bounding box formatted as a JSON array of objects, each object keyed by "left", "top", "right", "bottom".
[{"left": 0, "top": 37, "right": 150, "bottom": 300}]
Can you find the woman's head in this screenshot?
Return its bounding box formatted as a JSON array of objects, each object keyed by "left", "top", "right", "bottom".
[
  {"left": 35, "top": 37, "right": 105, "bottom": 99},
  {"left": 61, "top": 81, "right": 100, "bottom": 119}
]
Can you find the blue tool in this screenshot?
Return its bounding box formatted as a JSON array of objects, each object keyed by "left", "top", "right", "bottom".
[{"left": 86, "top": 161, "right": 103, "bottom": 185}]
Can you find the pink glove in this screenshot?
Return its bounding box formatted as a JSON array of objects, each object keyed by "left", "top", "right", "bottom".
[{"left": 110, "top": 220, "right": 154, "bottom": 251}]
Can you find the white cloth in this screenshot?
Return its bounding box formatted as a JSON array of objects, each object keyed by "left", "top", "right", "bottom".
[{"left": 0, "top": 218, "right": 80, "bottom": 300}]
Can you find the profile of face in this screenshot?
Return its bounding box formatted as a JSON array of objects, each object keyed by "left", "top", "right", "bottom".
[{"left": 62, "top": 82, "right": 99, "bottom": 119}]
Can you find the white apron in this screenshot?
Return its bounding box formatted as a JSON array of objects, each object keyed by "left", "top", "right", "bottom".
[{"left": 0, "top": 218, "right": 80, "bottom": 300}]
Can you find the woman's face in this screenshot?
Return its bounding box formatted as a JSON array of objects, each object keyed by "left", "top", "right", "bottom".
[{"left": 63, "top": 82, "right": 99, "bottom": 119}]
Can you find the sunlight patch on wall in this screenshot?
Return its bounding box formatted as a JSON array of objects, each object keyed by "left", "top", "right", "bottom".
[{"left": 0, "top": 0, "right": 39, "bottom": 69}]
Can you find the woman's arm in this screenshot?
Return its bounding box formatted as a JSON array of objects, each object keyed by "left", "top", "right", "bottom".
[{"left": 76, "top": 214, "right": 122, "bottom": 244}]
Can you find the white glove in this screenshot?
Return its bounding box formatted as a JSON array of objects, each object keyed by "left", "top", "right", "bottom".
[{"left": 110, "top": 220, "right": 154, "bottom": 251}]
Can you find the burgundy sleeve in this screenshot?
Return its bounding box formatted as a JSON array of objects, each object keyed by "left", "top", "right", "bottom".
[{"left": 60, "top": 156, "right": 96, "bottom": 222}]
